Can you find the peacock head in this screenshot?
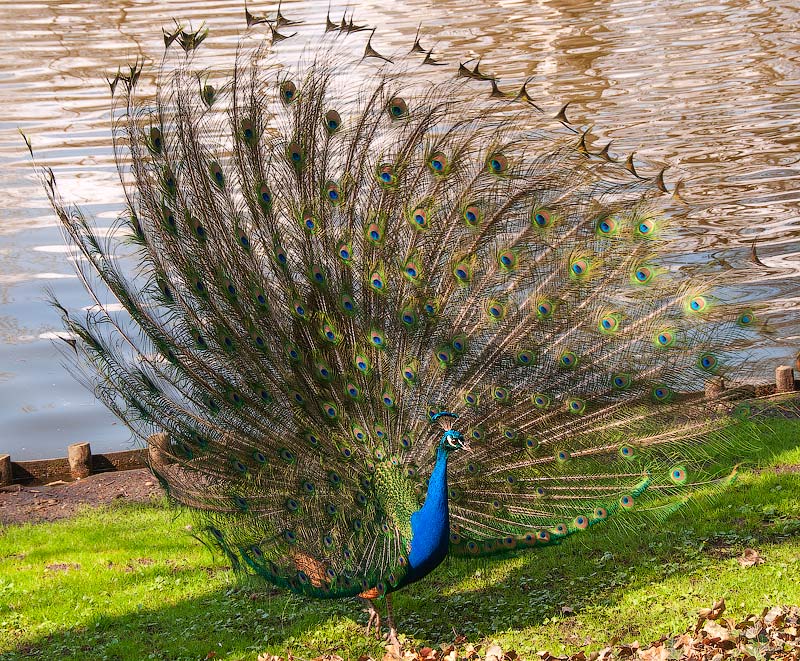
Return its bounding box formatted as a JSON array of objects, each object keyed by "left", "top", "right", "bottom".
[
  {"left": 441, "top": 429, "right": 470, "bottom": 453},
  {"left": 432, "top": 411, "right": 471, "bottom": 453}
]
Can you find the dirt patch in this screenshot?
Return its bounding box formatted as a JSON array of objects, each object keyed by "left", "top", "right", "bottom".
[
  {"left": 0, "top": 469, "right": 163, "bottom": 525},
  {"left": 45, "top": 562, "right": 81, "bottom": 572}
]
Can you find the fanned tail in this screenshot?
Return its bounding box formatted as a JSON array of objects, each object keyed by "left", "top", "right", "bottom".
[{"left": 31, "top": 17, "right": 766, "bottom": 595}]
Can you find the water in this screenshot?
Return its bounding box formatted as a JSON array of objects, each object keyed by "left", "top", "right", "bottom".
[{"left": 0, "top": 0, "right": 798, "bottom": 460}]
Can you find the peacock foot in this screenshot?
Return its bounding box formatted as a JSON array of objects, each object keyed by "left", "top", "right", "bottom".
[
  {"left": 386, "top": 624, "right": 400, "bottom": 658},
  {"left": 385, "top": 593, "right": 401, "bottom": 658},
  {"left": 360, "top": 597, "right": 381, "bottom": 640}
]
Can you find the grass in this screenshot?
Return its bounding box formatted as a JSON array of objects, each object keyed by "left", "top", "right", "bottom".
[{"left": 1, "top": 418, "right": 799, "bottom": 661}]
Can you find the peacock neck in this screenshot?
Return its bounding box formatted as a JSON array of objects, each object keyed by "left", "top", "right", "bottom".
[{"left": 397, "top": 444, "right": 451, "bottom": 589}]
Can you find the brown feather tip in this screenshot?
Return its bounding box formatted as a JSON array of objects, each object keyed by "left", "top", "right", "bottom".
[
  {"left": 750, "top": 239, "right": 767, "bottom": 267},
  {"left": 578, "top": 126, "right": 593, "bottom": 153},
  {"left": 106, "top": 68, "right": 121, "bottom": 95},
  {"left": 655, "top": 167, "right": 670, "bottom": 193},
  {"left": 555, "top": 102, "right": 571, "bottom": 124},
  {"left": 244, "top": 3, "right": 267, "bottom": 26},
  {"left": 274, "top": 0, "right": 301, "bottom": 27},
  {"left": 178, "top": 26, "right": 208, "bottom": 53},
  {"left": 489, "top": 79, "right": 509, "bottom": 99},
  {"left": 324, "top": 8, "right": 337, "bottom": 32},
  {"left": 410, "top": 25, "right": 426, "bottom": 53},
  {"left": 163, "top": 20, "right": 183, "bottom": 48},
  {"left": 596, "top": 141, "right": 615, "bottom": 161},
  {"left": 672, "top": 178, "right": 686, "bottom": 202},
  {"left": 346, "top": 16, "right": 368, "bottom": 33},
  {"left": 422, "top": 49, "right": 445, "bottom": 66},
  {"left": 624, "top": 152, "right": 646, "bottom": 179},
  {"left": 458, "top": 59, "right": 493, "bottom": 81},
  {"left": 269, "top": 22, "right": 296, "bottom": 43},
  {"left": 513, "top": 80, "right": 543, "bottom": 111},
  {"left": 363, "top": 29, "right": 392, "bottom": 63}
]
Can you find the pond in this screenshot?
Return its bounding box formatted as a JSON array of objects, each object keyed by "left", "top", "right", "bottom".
[{"left": 0, "top": 0, "right": 798, "bottom": 459}]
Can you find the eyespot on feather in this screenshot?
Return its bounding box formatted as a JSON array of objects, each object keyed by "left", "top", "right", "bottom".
[
  {"left": 387, "top": 96, "right": 408, "bottom": 119},
  {"left": 280, "top": 80, "right": 297, "bottom": 104},
  {"left": 486, "top": 152, "right": 508, "bottom": 174},
  {"left": 324, "top": 109, "right": 341, "bottom": 133}
]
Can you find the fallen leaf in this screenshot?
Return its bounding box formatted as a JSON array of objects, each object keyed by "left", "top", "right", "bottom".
[
  {"left": 737, "top": 549, "right": 765, "bottom": 567},
  {"left": 486, "top": 644, "right": 504, "bottom": 661},
  {"left": 637, "top": 645, "right": 668, "bottom": 661}
]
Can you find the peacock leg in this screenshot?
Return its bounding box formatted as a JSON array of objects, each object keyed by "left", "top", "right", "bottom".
[
  {"left": 385, "top": 593, "right": 400, "bottom": 655},
  {"left": 360, "top": 597, "right": 381, "bottom": 640}
]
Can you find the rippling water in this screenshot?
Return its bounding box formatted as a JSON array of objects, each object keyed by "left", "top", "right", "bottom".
[{"left": 1, "top": 0, "right": 798, "bottom": 459}]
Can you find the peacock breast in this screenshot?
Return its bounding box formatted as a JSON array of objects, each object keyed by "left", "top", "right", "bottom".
[{"left": 372, "top": 461, "right": 420, "bottom": 546}]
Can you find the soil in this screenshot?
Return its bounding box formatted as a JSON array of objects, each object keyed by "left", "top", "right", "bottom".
[{"left": 0, "top": 468, "right": 163, "bottom": 525}]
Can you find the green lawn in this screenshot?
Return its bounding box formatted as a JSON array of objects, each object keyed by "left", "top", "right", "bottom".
[{"left": 1, "top": 419, "right": 799, "bottom": 661}]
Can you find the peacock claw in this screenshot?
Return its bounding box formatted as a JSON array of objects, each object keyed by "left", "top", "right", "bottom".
[{"left": 386, "top": 627, "right": 401, "bottom": 657}]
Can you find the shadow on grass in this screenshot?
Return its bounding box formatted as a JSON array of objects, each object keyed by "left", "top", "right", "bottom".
[{"left": 4, "top": 421, "right": 800, "bottom": 660}]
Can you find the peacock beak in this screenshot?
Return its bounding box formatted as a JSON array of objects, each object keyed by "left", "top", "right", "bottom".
[{"left": 460, "top": 439, "right": 472, "bottom": 452}]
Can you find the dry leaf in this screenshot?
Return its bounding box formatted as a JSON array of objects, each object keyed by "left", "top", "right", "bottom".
[
  {"left": 737, "top": 548, "right": 765, "bottom": 567},
  {"left": 486, "top": 644, "right": 504, "bottom": 661},
  {"left": 764, "top": 606, "right": 786, "bottom": 627},
  {"left": 702, "top": 620, "right": 731, "bottom": 641},
  {"left": 637, "top": 645, "right": 668, "bottom": 661}
]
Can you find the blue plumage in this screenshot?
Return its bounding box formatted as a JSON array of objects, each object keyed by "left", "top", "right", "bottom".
[{"left": 404, "top": 443, "right": 452, "bottom": 587}]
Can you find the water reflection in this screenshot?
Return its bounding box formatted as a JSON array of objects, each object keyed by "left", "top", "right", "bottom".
[{"left": 0, "top": 0, "right": 797, "bottom": 458}]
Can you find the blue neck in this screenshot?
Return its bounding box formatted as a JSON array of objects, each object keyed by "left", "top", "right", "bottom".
[{"left": 398, "top": 444, "right": 450, "bottom": 588}]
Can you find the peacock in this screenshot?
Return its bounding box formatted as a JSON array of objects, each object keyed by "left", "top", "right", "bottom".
[{"left": 30, "top": 7, "right": 765, "bottom": 651}]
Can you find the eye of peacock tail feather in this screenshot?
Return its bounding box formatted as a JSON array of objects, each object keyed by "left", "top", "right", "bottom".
[
  {"left": 428, "top": 151, "right": 449, "bottom": 175},
  {"left": 376, "top": 163, "right": 397, "bottom": 188},
  {"left": 407, "top": 205, "right": 431, "bottom": 231},
  {"left": 324, "top": 109, "right": 341, "bottom": 133},
  {"left": 531, "top": 206, "right": 554, "bottom": 228},
  {"left": 239, "top": 118, "right": 257, "bottom": 146},
  {"left": 36, "top": 20, "right": 768, "bottom": 601},
  {"left": 596, "top": 215, "right": 620, "bottom": 237},
  {"left": 280, "top": 80, "right": 297, "bottom": 104},
  {"left": 462, "top": 203, "right": 482, "bottom": 228},
  {"left": 486, "top": 152, "right": 508, "bottom": 174},
  {"left": 146, "top": 126, "right": 162, "bottom": 154},
  {"left": 387, "top": 96, "right": 408, "bottom": 119}
]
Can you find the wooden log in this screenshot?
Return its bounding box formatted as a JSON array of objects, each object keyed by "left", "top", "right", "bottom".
[
  {"left": 776, "top": 365, "right": 796, "bottom": 393},
  {"left": 147, "top": 432, "right": 172, "bottom": 473},
  {"left": 91, "top": 448, "right": 147, "bottom": 473},
  {"left": 705, "top": 377, "right": 725, "bottom": 400},
  {"left": 0, "top": 454, "right": 11, "bottom": 487},
  {"left": 67, "top": 442, "right": 92, "bottom": 479},
  {"left": 12, "top": 449, "right": 147, "bottom": 486}
]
